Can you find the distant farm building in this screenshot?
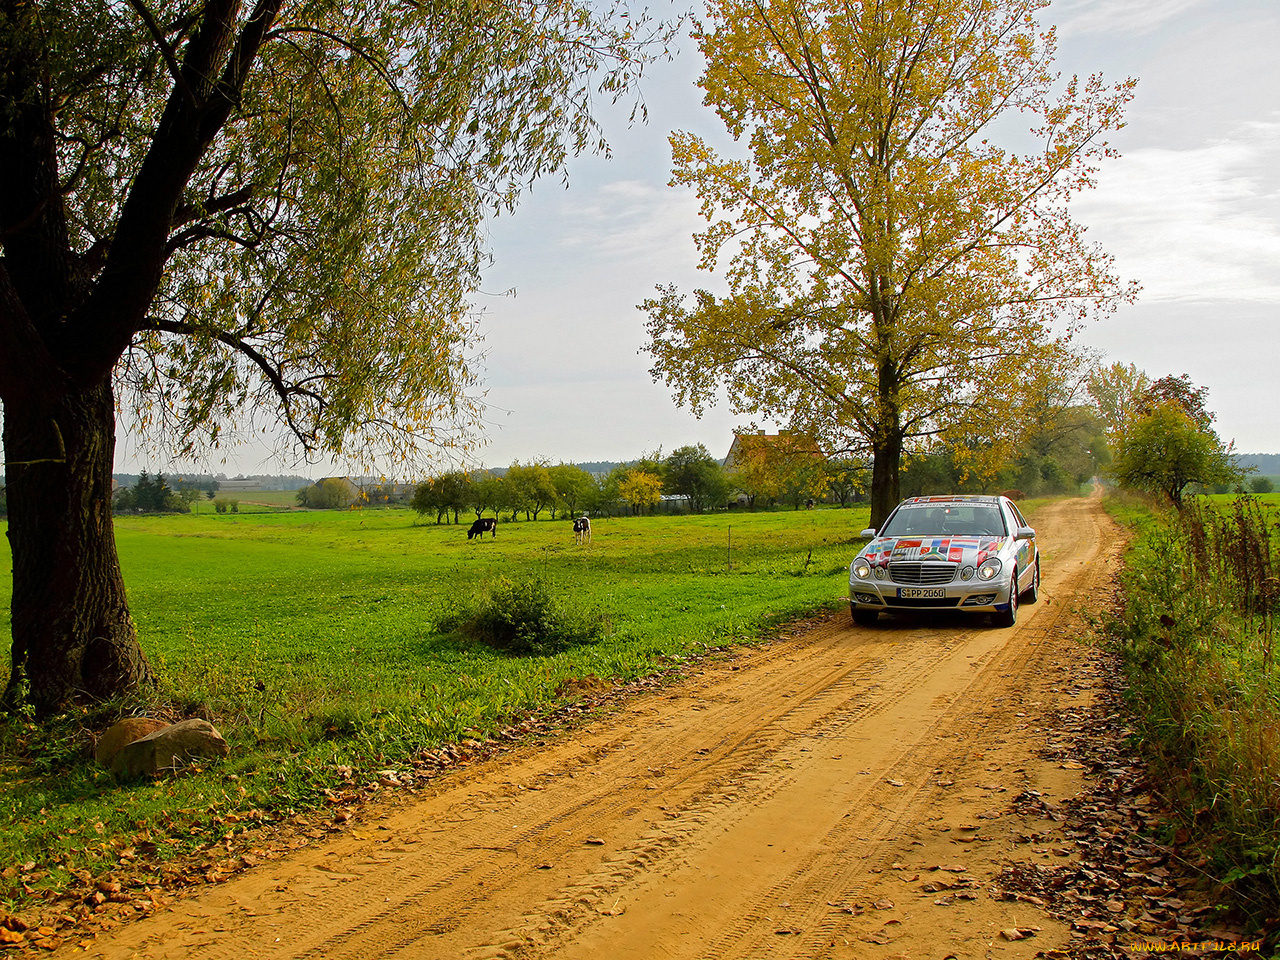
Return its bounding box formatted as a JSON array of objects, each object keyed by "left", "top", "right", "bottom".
[{"left": 723, "top": 430, "right": 824, "bottom": 470}]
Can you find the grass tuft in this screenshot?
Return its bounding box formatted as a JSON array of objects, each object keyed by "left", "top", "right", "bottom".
[{"left": 436, "top": 576, "right": 611, "bottom": 656}]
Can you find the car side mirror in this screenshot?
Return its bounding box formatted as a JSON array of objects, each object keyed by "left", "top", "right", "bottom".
[
  {"left": 860, "top": 528, "right": 877, "bottom": 539},
  {"left": 1015, "top": 526, "right": 1035, "bottom": 541}
]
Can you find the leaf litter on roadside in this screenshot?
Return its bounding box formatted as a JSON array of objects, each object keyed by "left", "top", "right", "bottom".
[{"left": 992, "top": 645, "right": 1264, "bottom": 957}]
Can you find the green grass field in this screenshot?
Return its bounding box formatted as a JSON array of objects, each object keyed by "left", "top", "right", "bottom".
[
  {"left": 1207, "top": 490, "right": 1280, "bottom": 507},
  {"left": 113, "top": 506, "right": 862, "bottom": 741},
  {"left": 188, "top": 488, "right": 299, "bottom": 512},
  {"left": 0, "top": 505, "right": 867, "bottom": 911}
]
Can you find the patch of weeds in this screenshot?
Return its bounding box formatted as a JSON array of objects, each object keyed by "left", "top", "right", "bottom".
[
  {"left": 0, "top": 702, "right": 98, "bottom": 775},
  {"left": 1102, "top": 493, "right": 1280, "bottom": 927},
  {"left": 436, "top": 576, "right": 612, "bottom": 656}
]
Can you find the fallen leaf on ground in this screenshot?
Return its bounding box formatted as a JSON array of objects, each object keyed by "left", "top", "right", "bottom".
[{"left": 1000, "top": 927, "right": 1040, "bottom": 940}]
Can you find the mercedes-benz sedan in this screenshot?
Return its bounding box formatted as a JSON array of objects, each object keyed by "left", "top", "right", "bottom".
[{"left": 849, "top": 495, "right": 1039, "bottom": 628}]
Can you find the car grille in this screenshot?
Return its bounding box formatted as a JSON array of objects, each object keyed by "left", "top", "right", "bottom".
[{"left": 888, "top": 562, "right": 956, "bottom": 585}]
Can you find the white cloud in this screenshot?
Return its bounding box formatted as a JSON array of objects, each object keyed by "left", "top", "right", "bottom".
[
  {"left": 556, "top": 179, "right": 703, "bottom": 268},
  {"left": 1073, "top": 118, "right": 1280, "bottom": 303},
  {"left": 1047, "top": 0, "right": 1207, "bottom": 36}
]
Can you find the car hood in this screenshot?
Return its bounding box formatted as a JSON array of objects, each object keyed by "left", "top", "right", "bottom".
[{"left": 860, "top": 536, "right": 1007, "bottom": 566}]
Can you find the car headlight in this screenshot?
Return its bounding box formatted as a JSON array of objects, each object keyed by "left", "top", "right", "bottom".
[
  {"left": 960, "top": 565, "right": 975, "bottom": 581},
  {"left": 852, "top": 558, "right": 872, "bottom": 580},
  {"left": 874, "top": 565, "right": 888, "bottom": 580},
  {"left": 978, "top": 558, "right": 1002, "bottom": 581}
]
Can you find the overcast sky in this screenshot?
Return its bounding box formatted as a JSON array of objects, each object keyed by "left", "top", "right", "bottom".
[
  {"left": 116, "top": 0, "right": 1280, "bottom": 476},
  {"left": 469, "top": 0, "right": 1280, "bottom": 471}
]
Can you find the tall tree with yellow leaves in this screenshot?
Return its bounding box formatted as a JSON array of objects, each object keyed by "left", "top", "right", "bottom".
[{"left": 643, "top": 0, "right": 1137, "bottom": 526}]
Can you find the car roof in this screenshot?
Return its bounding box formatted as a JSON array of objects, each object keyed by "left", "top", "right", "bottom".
[{"left": 898, "top": 495, "right": 1002, "bottom": 506}]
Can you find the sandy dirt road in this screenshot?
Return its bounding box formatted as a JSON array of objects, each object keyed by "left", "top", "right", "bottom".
[{"left": 63, "top": 495, "right": 1122, "bottom": 960}]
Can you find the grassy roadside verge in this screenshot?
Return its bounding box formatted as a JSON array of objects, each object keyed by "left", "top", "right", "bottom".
[
  {"left": 1099, "top": 492, "right": 1280, "bottom": 929},
  {"left": 0, "top": 506, "right": 863, "bottom": 923}
]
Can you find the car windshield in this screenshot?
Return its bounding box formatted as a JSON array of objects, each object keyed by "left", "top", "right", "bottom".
[{"left": 878, "top": 502, "right": 1007, "bottom": 538}]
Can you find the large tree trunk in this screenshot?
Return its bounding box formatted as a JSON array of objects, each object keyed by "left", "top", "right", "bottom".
[
  {"left": 3, "top": 378, "right": 151, "bottom": 717},
  {"left": 868, "top": 348, "right": 904, "bottom": 529},
  {"left": 868, "top": 432, "right": 902, "bottom": 530}
]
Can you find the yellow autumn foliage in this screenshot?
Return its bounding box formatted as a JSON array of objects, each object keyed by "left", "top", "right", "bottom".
[{"left": 643, "top": 0, "right": 1137, "bottom": 522}]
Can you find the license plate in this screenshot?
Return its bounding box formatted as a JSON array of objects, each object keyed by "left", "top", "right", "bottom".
[{"left": 898, "top": 587, "right": 945, "bottom": 599}]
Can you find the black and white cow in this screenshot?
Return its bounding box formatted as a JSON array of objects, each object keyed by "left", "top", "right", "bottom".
[
  {"left": 573, "top": 516, "right": 591, "bottom": 544},
  {"left": 467, "top": 517, "right": 497, "bottom": 540}
]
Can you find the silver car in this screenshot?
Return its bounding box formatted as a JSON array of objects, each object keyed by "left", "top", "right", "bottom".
[{"left": 848, "top": 495, "right": 1039, "bottom": 628}]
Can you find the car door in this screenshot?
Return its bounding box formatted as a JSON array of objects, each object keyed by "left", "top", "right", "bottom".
[{"left": 1004, "top": 499, "right": 1036, "bottom": 586}]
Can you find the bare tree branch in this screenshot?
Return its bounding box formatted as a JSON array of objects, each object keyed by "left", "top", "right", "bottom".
[{"left": 123, "top": 0, "right": 196, "bottom": 106}]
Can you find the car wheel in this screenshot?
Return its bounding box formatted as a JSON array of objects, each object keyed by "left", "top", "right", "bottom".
[
  {"left": 852, "top": 606, "right": 879, "bottom": 627},
  {"left": 993, "top": 566, "right": 1018, "bottom": 628},
  {"left": 1021, "top": 556, "right": 1040, "bottom": 604}
]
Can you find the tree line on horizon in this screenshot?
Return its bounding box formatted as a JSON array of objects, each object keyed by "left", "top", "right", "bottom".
[
  {"left": 402, "top": 444, "right": 861, "bottom": 522},
  {"left": 393, "top": 367, "right": 1270, "bottom": 519},
  {"left": 87, "top": 385, "right": 1274, "bottom": 523},
  {"left": 307, "top": 405, "right": 1113, "bottom": 521}
]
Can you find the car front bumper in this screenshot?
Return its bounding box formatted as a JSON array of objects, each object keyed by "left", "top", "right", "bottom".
[{"left": 848, "top": 576, "right": 1016, "bottom": 614}]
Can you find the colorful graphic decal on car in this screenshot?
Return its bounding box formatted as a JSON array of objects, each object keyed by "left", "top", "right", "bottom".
[
  {"left": 862, "top": 537, "right": 1007, "bottom": 567},
  {"left": 976, "top": 539, "right": 1005, "bottom": 565},
  {"left": 865, "top": 538, "right": 896, "bottom": 565},
  {"left": 909, "top": 495, "right": 1000, "bottom": 504}
]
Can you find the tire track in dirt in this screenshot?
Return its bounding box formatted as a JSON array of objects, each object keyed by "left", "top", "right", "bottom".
[
  {"left": 471, "top": 638, "right": 978, "bottom": 958},
  {"left": 64, "top": 496, "right": 1116, "bottom": 960}
]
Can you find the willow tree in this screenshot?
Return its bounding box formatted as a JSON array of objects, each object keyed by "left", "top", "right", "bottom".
[
  {"left": 642, "top": 0, "right": 1137, "bottom": 526},
  {"left": 0, "top": 0, "right": 673, "bottom": 715}
]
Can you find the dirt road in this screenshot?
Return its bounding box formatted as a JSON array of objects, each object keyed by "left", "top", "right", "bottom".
[{"left": 65, "top": 495, "right": 1122, "bottom": 960}]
